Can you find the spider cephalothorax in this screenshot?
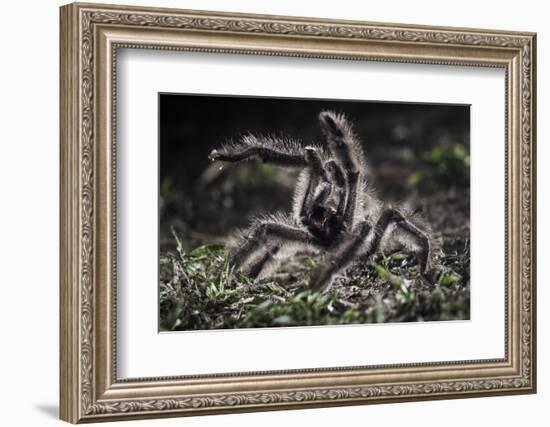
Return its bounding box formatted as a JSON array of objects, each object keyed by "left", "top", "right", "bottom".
[{"left": 209, "top": 111, "right": 434, "bottom": 290}]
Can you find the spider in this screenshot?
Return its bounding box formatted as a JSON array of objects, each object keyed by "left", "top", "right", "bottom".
[{"left": 208, "top": 110, "right": 435, "bottom": 290}]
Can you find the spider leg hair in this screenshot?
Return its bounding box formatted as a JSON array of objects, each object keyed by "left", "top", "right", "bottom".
[
  {"left": 311, "top": 181, "right": 332, "bottom": 206},
  {"left": 228, "top": 213, "right": 323, "bottom": 278},
  {"left": 309, "top": 221, "right": 372, "bottom": 290},
  {"left": 310, "top": 207, "right": 433, "bottom": 289},
  {"left": 294, "top": 146, "right": 331, "bottom": 220},
  {"left": 296, "top": 148, "right": 324, "bottom": 216},
  {"left": 325, "top": 160, "right": 346, "bottom": 190},
  {"left": 324, "top": 160, "right": 347, "bottom": 215},
  {"left": 342, "top": 171, "right": 360, "bottom": 229},
  {"left": 318, "top": 111, "right": 366, "bottom": 174},
  {"left": 318, "top": 111, "right": 368, "bottom": 230},
  {"left": 368, "top": 207, "right": 433, "bottom": 276},
  {"left": 305, "top": 146, "right": 328, "bottom": 179},
  {"left": 246, "top": 245, "right": 281, "bottom": 279},
  {"left": 209, "top": 134, "right": 317, "bottom": 168},
  {"left": 387, "top": 211, "right": 433, "bottom": 275}
]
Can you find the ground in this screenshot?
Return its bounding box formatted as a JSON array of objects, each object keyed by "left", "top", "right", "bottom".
[{"left": 159, "top": 120, "right": 471, "bottom": 331}]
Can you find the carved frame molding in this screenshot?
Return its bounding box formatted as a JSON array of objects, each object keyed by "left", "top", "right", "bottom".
[{"left": 60, "top": 2, "right": 536, "bottom": 423}]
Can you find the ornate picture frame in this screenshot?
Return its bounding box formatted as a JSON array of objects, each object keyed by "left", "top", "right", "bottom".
[{"left": 60, "top": 2, "right": 536, "bottom": 423}]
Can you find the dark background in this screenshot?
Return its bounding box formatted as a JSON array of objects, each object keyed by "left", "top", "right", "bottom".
[{"left": 159, "top": 93, "right": 470, "bottom": 251}]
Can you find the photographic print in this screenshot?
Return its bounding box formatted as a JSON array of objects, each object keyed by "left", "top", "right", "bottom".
[{"left": 159, "top": 94, "right": 470, "bottom": 331}]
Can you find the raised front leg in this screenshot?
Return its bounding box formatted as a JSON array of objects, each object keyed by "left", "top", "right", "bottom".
[
  {"left": 297, "top": 147, "right": 330, "bottom": 220},
  {"left": 319, "top": 111, "right": 360, "bottom": 173},
  {"left": 209, "top": 134, "right": 314, "bottom": 168},
  {"left": 341, "top": 170, "right": 360, "bottom": 229},
  {"left": 318, "top": 111, "right": 365, "bottom": 230}
]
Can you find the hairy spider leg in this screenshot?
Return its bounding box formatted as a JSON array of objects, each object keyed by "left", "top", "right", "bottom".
[
  {"left": 318, "top": 111, "right": 365, "bottom": 172},
  {"left": 310, "top": 208, "right": 433, "bottom": 289},
  {"left": 297, "top": 147, "right": 329, "bottom": 219},
  {"left": 246, "top": 245, "right": 281, "bottom": 279},
  {"left": 323, "top": 160, "right": 347, "bottom": 218},
  {"left": 311, "top": 181, "right": 332, "bottom": 205},
  {"left": 209, "top": 135, "right": 310, "bottom": 168},
  {"left": 393, "top": 217, "right": 433, "bottom": 274},
  {"left": 309, "top": 221, "right": 372, "bottom": 289},
  {"left": 318, "top": 111, "right": 365, "bottom": 231},
  {"left": 230, "top": 219, "right": 323, "bottom": 278},
  {"left": 341, "top": 171, "right": 360, "bottom": 229}
]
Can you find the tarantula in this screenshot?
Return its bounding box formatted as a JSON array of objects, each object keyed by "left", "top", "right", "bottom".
[{"left": 209, "top": 111, "right": 435, "bottom": 290}]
